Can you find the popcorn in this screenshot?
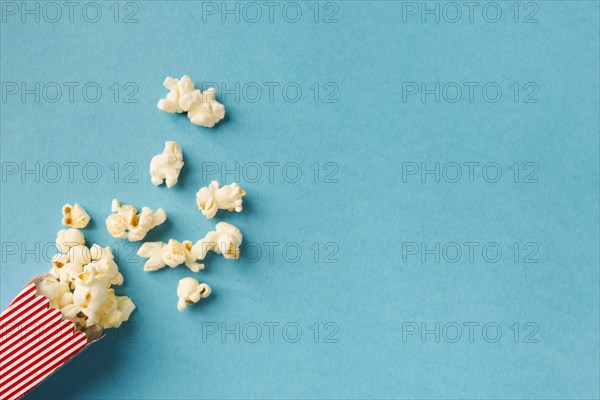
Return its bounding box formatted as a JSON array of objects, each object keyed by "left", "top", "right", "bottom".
[
  {"left": 106, "top": 199, "right": 167, "bottom": 242},
  {"left": 36, "top": 276, "right": 71, "bottom": 309},
  {"left": 176, "top": 278, "right": 211, "bottom": 312},
  {"left": 61, "top": 203, "right": 90, "bottom": 228},
  {"left": 89, "top": 243, "right": 113, "bottom": 261},
  {"left": 196, "top": 181, "right": 246, "bottom": 219},
  {"left": 157, "top": 75, "right": 225, "bottom": 128},
  {"left": 68, "top": 245, "right": 92, "bottom": 265},
  {"left": 135, "top": 242, "right": 166, "bottom": 272},
  {"left": 72, "top": 266, "right": 111, "bottom": 323},
  {"left": 192, "top": 222, "right": 243, "bottom": 260},
  {"left": 39, "top": 227, "right": 135, "bottom": 331},
  {"left": 53, "top": 261, "right": 84, "bottom": 288},
  {"left": 157, "top": 75, "right": 195, "bottom": 113},
  {"left": 95, "top": 290, "right": 136, "bottom": 329},
  {"left": 51, "top": 253, "right": 69, "bottom": 270},
  {"left": 55, "top": 228, "right": 85, "bottom": 253},
  {"left": 161, "top": 239, "right": 186, "bottom": 268},
  {"left": 180, "top": 87, "right": 225, "bottom": 128},
  {"left": 150, "top": 141, "right": 184, "bottom": 188},
  {"left": 137, "top": 239, "right": 204, "bottom": 273},
  {"left": 86, "top": 259, "right": 123, "bottom": 286}
]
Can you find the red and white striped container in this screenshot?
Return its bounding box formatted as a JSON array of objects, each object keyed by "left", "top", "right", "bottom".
[{"left": 0, "top": 280, "right": 103, "bottom": 399}]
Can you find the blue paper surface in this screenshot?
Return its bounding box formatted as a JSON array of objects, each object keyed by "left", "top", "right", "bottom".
[{"left": 1, "top": 1, "right": 598, "bottom": 398}]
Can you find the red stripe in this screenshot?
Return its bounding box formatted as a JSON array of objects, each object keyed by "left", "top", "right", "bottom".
[
  {"left": 0, "top": 307, "right": 62, "bottom": 351},
  {"left": 0, "top": 297, "right": 51, "bottom": 341},
  {"left": 0, "top": 305, "right": 62, "bottom": 351},
  {"left": 1, "top": 324, "right": 81, "bottom": 382},
  {"left": 1, "top": 325, "right": 84, "bottom": 390},
  {"left": 8, "top": 284, "right": 36, "bottom": 305},
  {"left": 1, "top": 340, "right": 86, "bottom": 399},
  {"left": 0, "top": 282, "right": 90, "bottom": 399},
  {"left": 0, "top": 319, "right": 63, "bottom": 364},
  {"left": 1, "top": 319, "right": 67, "bottom": 371},
  {"left": 0, "top": 292, "right": 36, "bottom": 324},
  {"left": 0, "top": 285, "right": 37, "bottom": 322},
  {"left": 1, "top": 294, "right": 48, "bottom": 328},
  {"left": 3, "top": 284, "right": 36, "bottom": 311}
]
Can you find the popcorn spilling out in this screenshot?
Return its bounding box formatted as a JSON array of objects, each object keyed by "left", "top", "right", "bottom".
[
  {"left": 37, "top": 227, "right": 135, "bottom": 331},
  {"left": 62, "top": 204, "right": 90, "bottom": 228},
  {"left": 150, "top": 141, "right": 184, "bottom": 188},
  {"left": 177, "top": 277, "right": 211, "bottom": 312},
  {"left": 106, "top": 199, "right": 166, "bottom": 242},
  {"left": 192, "top": 222, "right": 243, "bottom": 260},
  {"left": 137, "top": 239, "right": 203, "bottom": 273},
  {"left": 157, "top": 75, "right": 225, "bottom": 128},
  {"left": 196, "top": 181, "right": 246, "bottom": 219}
]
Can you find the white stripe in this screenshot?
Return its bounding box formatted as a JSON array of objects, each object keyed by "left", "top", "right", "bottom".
[
  {"left": 1, "top": 315, "right": 66, "bottom": 370},
  {"left": 1, "top": 338, "right": 86, "bottom": 399},
  {"left": 1, "top": 296, "right": 48, "bottom": 331},
  {"left": 1, "top": 322, "right": 82, "bottom": 390},
  {"left": 0, "top": 285, "right": 36, "bottom": 320},
  {"left": 0, "top": 310, "right": 62, "bottom": 351},
  {"left": 0, "top": 300, "right": 51, "bottom": 346}
]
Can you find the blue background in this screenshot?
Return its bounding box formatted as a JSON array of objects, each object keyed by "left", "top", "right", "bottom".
[{"left": 1, "top": 1, "right": 599, "bottom": 399}]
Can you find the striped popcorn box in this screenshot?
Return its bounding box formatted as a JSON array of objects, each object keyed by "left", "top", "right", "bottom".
[{"left": 0, "top": 278, "right": 104, "bottom": 400}]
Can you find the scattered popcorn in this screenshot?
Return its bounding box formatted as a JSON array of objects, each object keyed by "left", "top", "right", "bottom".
[
  {"left": 37, "top": 227, "right": 135, "bottom": 331},
  {"left": 180, "top": 87, "right": 225, "bottom": 128},
  {"left": 150, "top": 141, "right": 184, "bottom": 188},
  {"left": 137, "top": 239, "right": 204, "bottom": 273},
  {"left": 106, "top": 199, "right": 167, "bottom": 242},
  {"left": 177, "top": 278, "right": 211, "bottom": 312},
  {"left": 157, "top": 75, "right": 195, "bottom": 113},
  {"left": 192, "top": 222, "right": 243, "bottom": 260},
  {"left": 196, "top": 181, "right": 246, "bottom": 219},
  {"left": 62, "top": 203, "right": 91, "bottom": 228},
  {"left": 55, "top": 228, "right": 85, "bottom": 253},
  {"left": 157, "top": 75, "right": 225, "bottom": 128}
]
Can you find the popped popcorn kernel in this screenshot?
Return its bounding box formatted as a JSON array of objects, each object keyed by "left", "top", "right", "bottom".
[
  {"left": 157, "top": 75, "right": 225, "bottom": 128},
  {"left": 196, "top": 181, "right": 246, "bottom": 219},
  {"left": 106, "top": 199, "right": 167, "bottom": 242},
  {"left": 177, "top": 277, "right": 211, "bottom": 312},
  {"left": 150, "top": 141, "right": 184, "bottom": 188},
  {"left": 137, "top": 239, "right": 204, "bottom": 273},
  {"left": 61, "top": 204, "right": 90, "bottom": 228},
  {"left": 192, "top": 222, "right": 243, "bottom": 261}
]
